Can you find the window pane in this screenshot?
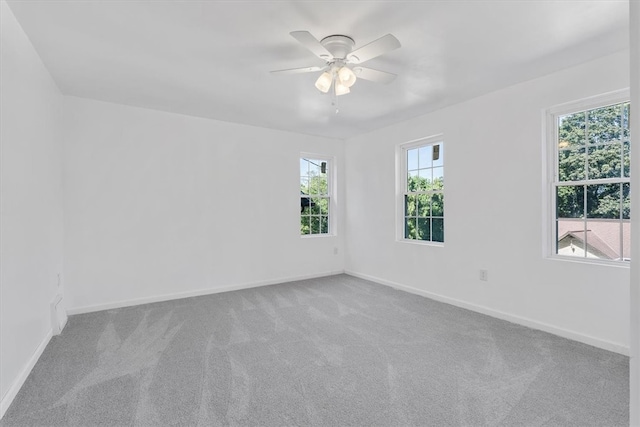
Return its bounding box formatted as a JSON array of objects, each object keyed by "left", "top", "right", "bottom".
[
  {"left": 584, "top": 220, "right": 621, "bottom": 260},
  {"left": 404, "top": 195, "right": 416, "bottom": 217},
  {"left": 432, "top": 143, "right": 443, "bottom": 167},
  {"left": 588, "top": 104, "right": 622, "bottom": 145},
  {"left": 557, "top": 221, "right": 586, "bottom": 258},
  {"left": 407, "top": 148, "right": 418, "bottom": 171},
  {"left": 308, "top": 161, "right": 320, "bottom": 177},
  {"left": 432, "top": 218, "right": 444, "bottom": 242},
  {"left": 301, "top": 216, "right": 310, "bottom": 235},
  {"left": 623, "top": 140, "right": 630, "bottom": 178},
  {"left": 405, "top": 218, "right": 417, "bottom": 239},
  {"left": 309, "top": 176, "right": 319, "bottom": 195},
  {"left": 321, "top": 198, "right": 331, "bottom": 216},
  {"left": 623, "top": 183, "right": 630, "bottom": 220},
  {"left": 300, "top": 158, "right": 309, "bottom": 175},
  {"left": 432, "top": 193, "right": 444, "bottom": 217},
  {"left": 558, "top": 147, "right": 585, "bottom": 181},
  {"left": 311, "top": 216, "right": 321, "bottom": 234},
  {"left": 556, "top": 185, "right": 584, "bottom": 218},
  {"left": 309, "top": 198, "right": 320, "bottom": 214},
  {"left": 301, "top": 195, "right": 313, "bottom": 213},
  {"left": 418, "top": 169, "right": 430, "bottom": 191},
  {"left": 586, "top": 184, "right": 620, "bottom": 219},
  {"left": 418, "top": 145, "right": 432, "bottom": 169},
  {"left": 300, "top": 177, "right": 309, "bottom": 194},
  {"left": 558, "top": 111, "right": 586, "bottom": 149},
  {"left": 407, "top": 171, "right": 419, "bottom": 192},
  {"left": 310, "top": 175, "right": 326, "bottom": 195},
  {"left": 317, "top": 175, "right": 328, "bottom": 195},
  {"left": 417, "top": 218, "right": 430, "bottom": 241},
  {"left": 432, "top": 167, "right": 444, "bottom": 190},
  {"left": 588, "top": 143, "right": 621, "bottom": 180},
  {"left": 417, "top": 194, "right": 431, "bottom": 217},
  {"left": 320, "top": 216, "right": 329, "bottom": 234}
]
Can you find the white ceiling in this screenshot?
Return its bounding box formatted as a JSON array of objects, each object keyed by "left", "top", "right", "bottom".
[{"left": 7, "top": 0, "right": 629, "bottom": 140}]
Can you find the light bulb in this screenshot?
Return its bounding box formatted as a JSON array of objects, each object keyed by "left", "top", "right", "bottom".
[
  {"left": 314, "top": 72, "right": 332, "bottom": 93},
  {"left": 334, "top": 80, "right": 350, "bottom": 96},
  {"left": 338, "top": 66, "right": 357, "bottom": 88}
]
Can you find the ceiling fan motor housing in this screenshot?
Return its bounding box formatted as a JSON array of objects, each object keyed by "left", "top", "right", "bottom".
[{"left": 320, "top": 35, "right": 356, "bottom": 60}]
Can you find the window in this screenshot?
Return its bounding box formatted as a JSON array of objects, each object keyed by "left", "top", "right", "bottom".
[
  {"left": 300, "top": 156, "right": 331, "bottom": 235},
  {"left": 548, "top": 93, "right": 631, "bottom": 262},
  {"left": 399, "top": 137, "right": 444, "bottom": 243}
]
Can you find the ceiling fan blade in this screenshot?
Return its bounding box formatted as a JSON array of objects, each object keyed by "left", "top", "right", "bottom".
[
  {"left": 290, "top": 31, "right": 333, "bottom": 60},
  {"left": 353, "top": 66, "right": 397, "bottom": 84},
  {"left": 270, "top": 66, "right": 326, "bottom": 75},
  {"left": 347, "top": 34, "right": 401, "bottom": 64}
]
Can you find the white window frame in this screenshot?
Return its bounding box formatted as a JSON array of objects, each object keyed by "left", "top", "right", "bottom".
[
  {"left": 300, "top": 153, "right": 336, "bottom": 237},
  {"left": 396, "top": 135, "right": 445, "bottom": 245},
  {"left": 543, "top": 89, "right": 630, "bottom": 266}
]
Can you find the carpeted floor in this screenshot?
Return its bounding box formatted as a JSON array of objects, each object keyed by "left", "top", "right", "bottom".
[{"left": 1, "top": 274, "right": 629, "bottom": 426}]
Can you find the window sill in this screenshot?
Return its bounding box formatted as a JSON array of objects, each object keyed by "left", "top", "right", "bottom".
[
  {"left": 397, "top": 239, "right": 444, "bottom": 248},
  {"left": 545, "top": 254, "right": 630, "bottom": 268},
  {"left": 301, "top": 233, "right": 336, "bottom": 239}
]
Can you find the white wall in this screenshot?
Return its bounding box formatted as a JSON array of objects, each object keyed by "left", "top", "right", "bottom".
[
  {"left": 63, "top": 97, "right": 345, "bottom": 312},
  {"left": 0, "top": 0, "right": 64, "bottom": 415},
  {"left": 345, "top": 50, "right": 631, "bottom": 353}
]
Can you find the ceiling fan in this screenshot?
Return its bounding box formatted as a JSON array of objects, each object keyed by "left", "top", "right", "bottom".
[{"left": 271, "top": 31, "right": 401, "bottom": 96}]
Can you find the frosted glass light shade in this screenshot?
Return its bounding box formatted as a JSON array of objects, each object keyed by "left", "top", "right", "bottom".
[
  {"left": 338, "top": 66, "right": 356, "bottom": 88},
  {"left": 334, "top": 80, "right": 350, "bottom": 96},
  {"left": 315, "top": 72, "right": 332, "bottom": 93}
]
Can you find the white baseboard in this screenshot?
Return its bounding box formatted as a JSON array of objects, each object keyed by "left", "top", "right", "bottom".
[
  {"left": 67, "top": 270, "right": 345, "bottom": 315},
  {"left": 0, "top": 329, "right": 53, "bottom": 420},
  {"left": 345, "top": 270, "right": 630, "bottom": 356}
]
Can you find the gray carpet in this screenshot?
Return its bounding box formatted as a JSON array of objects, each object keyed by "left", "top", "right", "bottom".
[{"left": 1, "top": 274, "right": 628, "bottom": 426}]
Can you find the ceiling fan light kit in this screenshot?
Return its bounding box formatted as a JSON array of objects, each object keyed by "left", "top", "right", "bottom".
[
  {"left": 334, "top": 80, "right": 350, "bottom": 96},
  {"left": 271, "top": 31, "right": 401, "bottom": 100},
  {"left": 314, "top": 71, "right": 333, "bottom": 93},
  {"left": 314, "top": 64, "right": 357, "bottom": 96},
  {"left": 338, "top": 66, "right": 356, "bottom": 88}
]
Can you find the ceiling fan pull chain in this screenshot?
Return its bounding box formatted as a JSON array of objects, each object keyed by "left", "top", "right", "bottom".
[{"left": 331, "top": 84, "right": 339, "bottom": 114}]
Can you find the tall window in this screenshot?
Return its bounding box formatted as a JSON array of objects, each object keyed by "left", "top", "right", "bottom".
[
  {"left": 400, "top": 137, "right": 444, "bottom": 243},
  {"left": 300, "top": 156, "right": 330, "bottom": 235},
  {"left": 549, "top": 94, "right": 630, "bottom": 262}
]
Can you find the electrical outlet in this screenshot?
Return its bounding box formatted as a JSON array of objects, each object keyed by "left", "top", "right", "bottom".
[
  {"left": 57, "top": 273, "right": 61, "bottom": 288},
  {"left": 333, "top": 247, "right": 339, "bottom": 255},
  {"left": 479, "top": 270, "right": 488, "bottom": 281}
]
